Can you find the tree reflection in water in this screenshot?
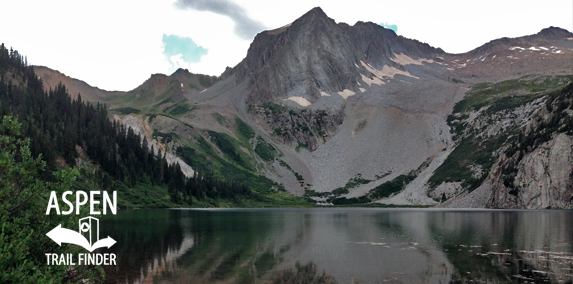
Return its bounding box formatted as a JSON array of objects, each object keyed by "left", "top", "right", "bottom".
[{"left": 100, "top": 209, "right": 573, "bottom": 283}]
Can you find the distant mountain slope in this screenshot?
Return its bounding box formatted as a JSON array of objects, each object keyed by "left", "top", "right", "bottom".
[
  {"left": 31, "top": 7, "right": 573, "bottom": 208},
  {"left": 34, "top": 65, "right": 123, "bottom": 101}
]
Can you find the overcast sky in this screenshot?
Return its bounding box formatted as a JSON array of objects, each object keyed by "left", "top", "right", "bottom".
[{"left": 2, "top": 0, "right": 572, "bottom": 91}]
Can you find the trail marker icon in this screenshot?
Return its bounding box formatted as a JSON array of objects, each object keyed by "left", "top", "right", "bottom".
[{"left": 46, "top": 217, "right": 116, "bottom": 252}]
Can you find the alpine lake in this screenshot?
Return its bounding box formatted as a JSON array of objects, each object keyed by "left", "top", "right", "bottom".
[{"left": 99, "top": 208, "right": 573, "bottom": 283}]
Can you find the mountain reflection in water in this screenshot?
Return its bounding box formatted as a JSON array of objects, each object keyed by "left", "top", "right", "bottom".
[{"left": 99, "top": 209, "right": 573, "bottom": 283}]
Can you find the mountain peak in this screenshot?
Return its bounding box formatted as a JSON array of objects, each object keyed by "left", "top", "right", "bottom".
[
  {"left": 301, "top": 7, "right": 327, "bottom": 18},
  {"left": 173, "top": 68, "right": 191, "bottom": 75},
  {"left": 535, "top": 26, "right": 573, "bottom": 39},
  {"left": 291, "top": 6, "right": 334, "bottom": 29}
]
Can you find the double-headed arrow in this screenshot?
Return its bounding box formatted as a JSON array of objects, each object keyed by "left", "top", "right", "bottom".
[{"left": 46, "top": 224, "right": 116, "bottom": 252}]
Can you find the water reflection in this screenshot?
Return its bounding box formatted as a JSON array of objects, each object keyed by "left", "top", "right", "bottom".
[{"left": 100, "top": 209, "right": 573, "bottom": 283}]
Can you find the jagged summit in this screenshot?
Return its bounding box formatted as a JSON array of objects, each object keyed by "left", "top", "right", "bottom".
[
  {"left": 298, "top": 6, "right": 328, "bottom": 20},
  {"left": 237, "top": 6, "right": 358, "bottom": 105},
  {"left": 237, "top": 6, "right": 445, "bottom": 106}
]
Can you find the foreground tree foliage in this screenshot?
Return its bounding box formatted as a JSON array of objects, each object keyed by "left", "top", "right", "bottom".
[{"left": 0, "top": 115, "right": 104, "bottom": 283}]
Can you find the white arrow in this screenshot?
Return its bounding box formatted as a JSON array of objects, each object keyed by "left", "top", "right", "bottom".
[
  {"left": 92, "top": 236, "right": 117, "bottom": 250},
  {"left": 46, "top": 224, "right": 116, "bottom": 252}
]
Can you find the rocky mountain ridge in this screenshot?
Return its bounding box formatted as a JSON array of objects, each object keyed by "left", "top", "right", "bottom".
[{"left": 33, "top": 7, "right": 573, "bottom": 208}]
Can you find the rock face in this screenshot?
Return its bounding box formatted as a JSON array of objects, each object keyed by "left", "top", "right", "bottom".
[
  {"left": 237, "top": 7, "right": 360, "bottom": 105},
  {"left": 249, "top": 105, "right": 344, "bottom": 151},
  {"left": 237, "top": 7, "right": 444, "bottom": 106},
  {"left": 487, "top": 134, "right": 573, "bottom": 209}
]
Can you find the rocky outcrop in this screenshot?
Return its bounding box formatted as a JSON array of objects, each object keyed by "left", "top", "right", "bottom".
[
  {"left": 429, "top": 182, "right": 463, "bottom": 201},
  {"left": 250, "top": 104, "right": 344, "bottom": 151},
  {"left": 114, "top": 114, "right": 195, "bottom": 178},
  {"left": 487, "top": 133, "right": 573, "bottom": 209}
]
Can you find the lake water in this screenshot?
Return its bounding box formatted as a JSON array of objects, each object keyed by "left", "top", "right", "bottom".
[{"left": 100, "top": 208, "right": 573, "bottom": 283}]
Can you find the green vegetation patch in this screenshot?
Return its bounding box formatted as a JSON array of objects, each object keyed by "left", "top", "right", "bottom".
[
  {"left": 208, "top": 130, "right": 252, "bottom": 171},
  {"left": 165, "top": 103, "right": 192, "bottom": 116},
  {"left": 428, "top": 133, "right": 510, "bottom": 191},
  {"left": 212, "top": 113, "right": 225, "bottom": 125},
  {"left": 295, "top": 142, "right": 308, "bottom": 152},
  {"left": 453, "top": 75, "right": 573, "bottom": 113},
  {"left": 331, "top": 174, "right": 415, "bottom": 205},
  {"left": 176, "top": 146, "right": 213, "bottom": 174},
  {"left": 279, "top": 160, "right": 304, "bottom": 183},
  {"left": 113, "top": 107, "right": 141, "bottom": 115},
  {"left": 153, "top": 97, "right": 173, "bottom": 108},
  {"left": 368, "top": 174, "right": 415, "bottom": 200},
  {"left": 235, "top": 117, "right": 255, "bottom": 140},
  {"left": 263, "top": 102, "right": 288, "bottom": 113},
  {"left": 254, "top": 136, "right": 277, "bottom": 162}
]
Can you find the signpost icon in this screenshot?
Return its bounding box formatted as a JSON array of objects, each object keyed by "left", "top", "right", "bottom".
[
  {"left": 46, "top": 216, "right": 115, "bottom": 252},
  {"left": 79, "top": 217, "right": 99, "bottom": 247}
]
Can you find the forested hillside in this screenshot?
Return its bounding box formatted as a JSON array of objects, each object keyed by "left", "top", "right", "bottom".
[{"left": 0, "top": 44, "right": 258, "bottom": 208}]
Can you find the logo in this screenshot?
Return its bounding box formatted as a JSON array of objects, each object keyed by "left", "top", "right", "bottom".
[
  {"left": 45, "top": 190, "right": 118, "bottom": 266},
  {"left": 46, "top": 217, "right": 116, "bottom": 252}
]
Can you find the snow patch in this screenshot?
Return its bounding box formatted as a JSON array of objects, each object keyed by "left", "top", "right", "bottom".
[
  {"left": 509, "top": 46, "right": 525, "bottom": 51},
  {"left": 553, "top": 50, "right": 562, "bottom": 54},
  {"left": 337, "top": 89, "right": 356, "bottom": 99},
  {"left": 360, "top": 60, "right": 419, "bottom": 81},
  {"left": 539, "top": 47, "right": 549, "bottom": 51},
  {"left": 392, "top": 53, "right": 434, "bottom": 65},
  {"left": 352, "top": 242, "right": 387, "bottom": 246},
  {"left": 359, "top": 88, "right": 366, "bottom": 93},
  {"left": 320, "top": 91, "right": 331, "bottom": 97},
  {"left": 381, "top": 65, "right": 419, "bottom": 79},
  {"left": 361, "top": 73, "right": 384, "bottom": 86},
  {"left": 285, "top": 96, "right": 311, "bottom": 107},
  {"left": 528, "top": 47, "right": 541, "bottom": 51}
]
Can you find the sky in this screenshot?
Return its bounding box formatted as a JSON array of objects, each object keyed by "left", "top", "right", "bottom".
[{"left": 1, "top": 0, "right": 572, "bottom": 91}]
